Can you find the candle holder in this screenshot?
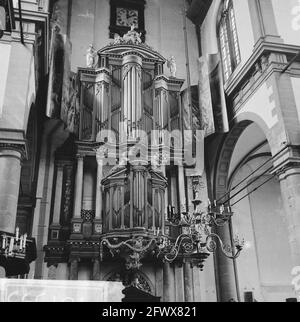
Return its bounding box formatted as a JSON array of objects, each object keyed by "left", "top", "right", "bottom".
[
  {"left": 157, "top": 200, "right": 245, "bottom": 265},
  {"left": 0, "top": 229, "right": 28, "bottom": 260}
]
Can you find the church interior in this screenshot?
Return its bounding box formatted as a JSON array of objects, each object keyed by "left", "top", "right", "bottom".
[{"left": 1, "top": 0, "right": 300, "bottom": 302}]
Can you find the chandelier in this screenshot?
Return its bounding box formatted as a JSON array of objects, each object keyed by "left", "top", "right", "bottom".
[
  {"left": 0, "top": 228, "right": 28, "bottom": 260},
  {"left": 99, "top": 181, "right": 244, "bottom": 271},
  {"left": 158, "top": 176, "right": 244, "bottom": 267},
  {"left": 158, "top": 199, "right": 244, "bottom": 265}
]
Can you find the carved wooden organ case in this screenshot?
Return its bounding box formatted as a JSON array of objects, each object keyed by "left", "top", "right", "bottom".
[{"left": 45, "top": 42, "right": 185, "bottom": 268}]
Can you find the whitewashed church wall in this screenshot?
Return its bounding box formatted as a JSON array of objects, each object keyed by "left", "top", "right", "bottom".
[
  {"left": 200, "top": 0, "right": 255, "bottom": 72},
  {"left": 272, "top": 0, "right": 300, "bottom": 46}
]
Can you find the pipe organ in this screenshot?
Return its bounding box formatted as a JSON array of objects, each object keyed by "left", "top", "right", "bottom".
[{"left": 44, "top": 35, "right": 196, "bottom": 300}]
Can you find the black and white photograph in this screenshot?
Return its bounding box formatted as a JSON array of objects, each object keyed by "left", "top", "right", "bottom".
[{"left": 0, "top": 0, "right": 300, "bottom": 306}]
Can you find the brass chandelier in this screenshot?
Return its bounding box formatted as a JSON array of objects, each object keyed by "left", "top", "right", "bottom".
[{"left": 99, "top": 176, "right": 244, "bottom": 271}]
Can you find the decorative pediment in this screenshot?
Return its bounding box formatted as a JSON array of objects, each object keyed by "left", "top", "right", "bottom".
[
  {"left": 98, "top": 44, "right": 166, "bottom": 64},
  {"left": 102, "top": 165, "right": 128, "bottom": 184},
  {"left": 150, "top": 168, "right": 168, "bottom": 187}
]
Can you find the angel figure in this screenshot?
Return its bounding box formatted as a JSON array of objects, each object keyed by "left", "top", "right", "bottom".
[
  {"left": 123, "top": 24, "right": 142, "bottom": 44},
  {"left": 86, "top": 44, "right": 97, "bottom": 68},
  {"left": 167, "top": 55, "right": 177, "bottom": 78}
]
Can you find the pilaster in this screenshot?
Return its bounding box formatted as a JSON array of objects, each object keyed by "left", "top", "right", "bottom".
[
  {"left": 0, "top": 141, "right": 26, "bottom": 234},
  {"left": 273, "top": 146, "right": 300, "bottom": 267}
]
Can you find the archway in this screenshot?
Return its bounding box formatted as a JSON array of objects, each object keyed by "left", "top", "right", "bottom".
[{"left": 213, "top": 120, "right": 295, "bottom": 302}]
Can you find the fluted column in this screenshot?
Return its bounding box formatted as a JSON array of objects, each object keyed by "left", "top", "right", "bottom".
[
  {"left": 93, "top": 157, "right": 103, "bottom": 236},
  {"left": 178, "top": 166, "right": 186, "bottom": 213},
  {"left": 95, "top": 160, "right": 103, "bottom": 220},
  {"left": 51, "top": 162, "right": 64, "bottom": 226},
  {"left": 71, "top": 155, "right": 84, "bottom": 238},
  {"left": 0, "top": 145, "right": 24, "bottom": 233},
  {"left": 73, "top": 155, "right": 84, "bottom": 219}
]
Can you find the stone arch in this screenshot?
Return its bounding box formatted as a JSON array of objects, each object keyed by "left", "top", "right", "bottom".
[
  {"left": 212, "top": 117, "right": 291, "bottom": 302},
  {"left": 213, "top": 120, "right": 252, "bottom": 200},
  {"left": 213, "top": 114, "right": 281, "bottom": 201},
  {"left": 235, "top": 110, "right": 285, "bottom": 154}
]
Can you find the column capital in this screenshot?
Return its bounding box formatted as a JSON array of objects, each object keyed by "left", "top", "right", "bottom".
[
  {"left": 76, "top": 154, "right": 85, "bottom": 161},
  {"left": 272, "top": 145, "right": 300, "bottom": 178},
  {"left": 0, "top": 142, "right": 27, "bottom": 160}
]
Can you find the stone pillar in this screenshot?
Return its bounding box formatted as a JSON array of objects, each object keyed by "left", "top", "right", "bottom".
[
  {"left": 183, "top": 262, "right": 194, "bottom": 302},
  {"left": 0, "top": 145, "right": 23, "bottom": 233},
  {"left": 93, "top": 159, "right": 103, "bottom": 236},
  {"left": 163, "top": 262, "right": 174, "bottom": 302},
  {"left": 92, "top": 259, "right": 101, "bottom": 281},
  {"left": 71, "top": 155, "right": 84, "bottom": 238},
  {"left": 69, "top": 259, "right": 79, "bottom": 281},
  {"left": 51, "top": 162, "right": 64, "bottom": 225},
  {"left": 73, "top": 155, "right": 84, "bottom": 219},
  {"left": 95, "top": 161, "right": 103, "bottom": 220},
  {"left": 178, "top": 166, "right": 186, "bottom": 213},
  {"left": 278, "top": 166, "right": 300, "bottom": 266},
  {"left": 56, "top": 263, "right": 69, "bottom": 280},
  {"left": 215, "top": 225, "right": 237, "bottom": 302}
]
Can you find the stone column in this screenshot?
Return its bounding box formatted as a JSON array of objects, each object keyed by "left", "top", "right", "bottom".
[
  {"left": 95, "top": 161, "right": 103, "bottom": 220},
  {"left": 163, "top": 261, "right": 174, "bottom": 302},
  {"left": 183, "top": 262, "right": 194, "bottom": 302},
  {"left": 56, "top": 263, "right": 69, "bottom": 280},
  {"left": 278, "top": 166, "right": 300, "bottom": 266},
  {"left": 93, "top": 159, "right": 103, "bottom": 236},
  {"left": 0, "top": 145, "right": 24, "bottom": 233},
  {"left": 71, "top": 155, "right": 84, "bottom": 238},
  {"left": 73, "top": 155, "right": 84, "bottom": 219},
  {"left": 215, "top": 225, "right": 237, "bottom": 302},
  {"left": 51, "top": 162, "right": 64, "bottom": 225},
  {"left": 92, "top": 259, "right": 101, "bottom": 281},
  {"left": 69, "top": 259, "right": 79, "bottom": 280},
  {"left": 178, "top": 166, "right": 186, "bottom": 213}
]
